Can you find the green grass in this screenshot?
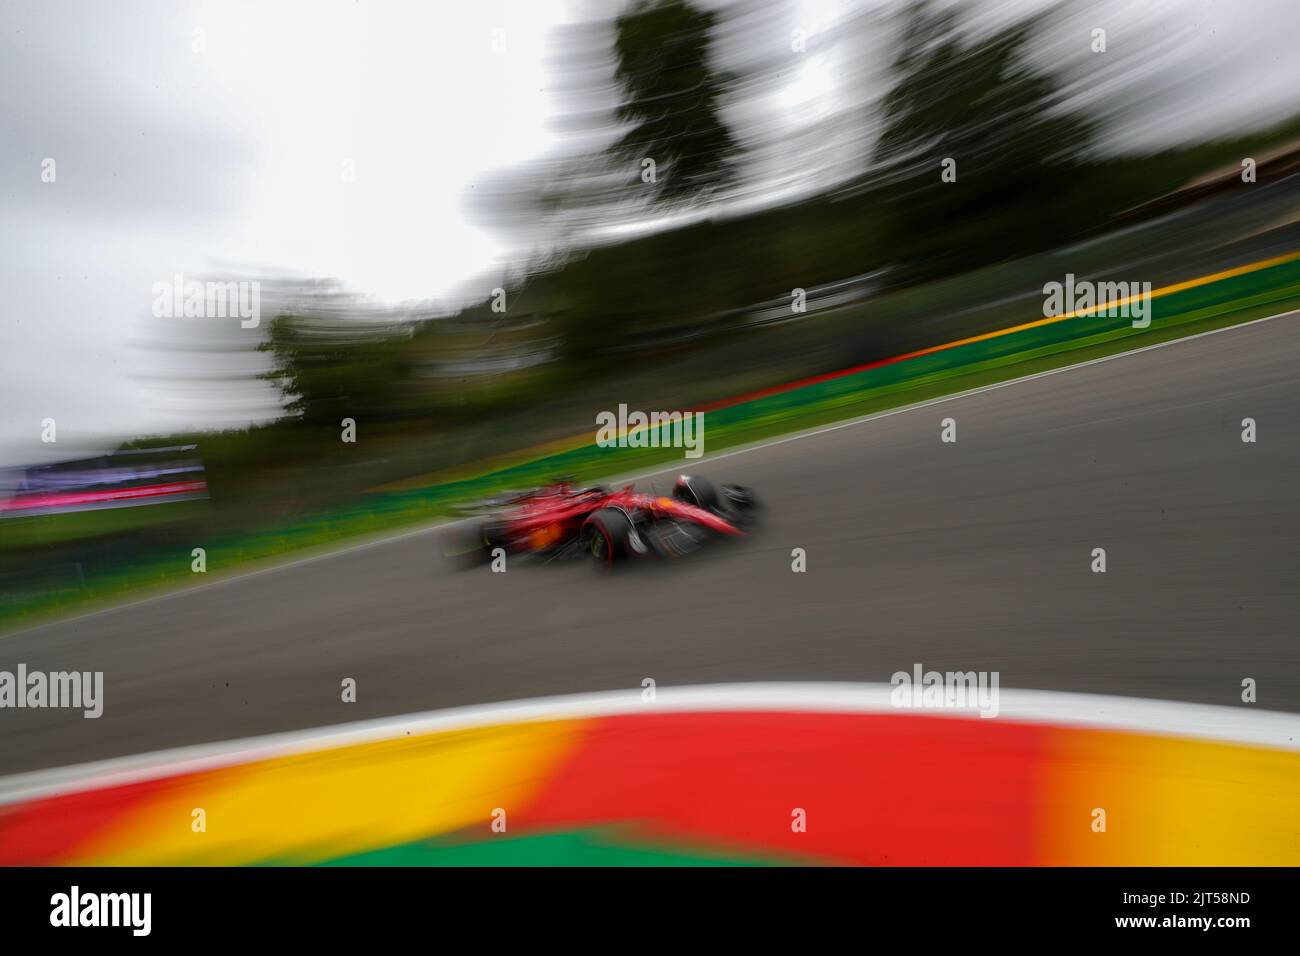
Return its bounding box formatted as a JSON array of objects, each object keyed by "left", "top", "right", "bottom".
[
  {"left": 3, "top": 257, "right": 1298, "bottom": 635},
  {"left": 0, "top": 499, "right": 209, "bottom": 550},
  {"left": 312, "top": 826, "right": 787, "bottom": 866}
]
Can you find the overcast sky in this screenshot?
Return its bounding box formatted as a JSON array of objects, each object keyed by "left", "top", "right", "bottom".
[{"left": 4, "top": 0, "right": 1300, "bottom": 468}]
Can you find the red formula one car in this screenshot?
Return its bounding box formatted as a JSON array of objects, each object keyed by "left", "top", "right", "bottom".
[{"left": 445, "top": 474, "right": 760, "bottom": 566}]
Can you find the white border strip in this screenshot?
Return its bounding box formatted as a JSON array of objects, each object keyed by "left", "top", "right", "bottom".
[
  {"left": 1, "top": 683, "right": 1297, "bottom": 807},
  {"left": 4, "top": 308, "right": 1296, "bottom": 641}
]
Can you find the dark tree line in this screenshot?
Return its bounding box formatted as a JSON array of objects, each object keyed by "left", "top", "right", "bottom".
[{"left": 259, "top": 0, "right": 1282, "bottom": 424}]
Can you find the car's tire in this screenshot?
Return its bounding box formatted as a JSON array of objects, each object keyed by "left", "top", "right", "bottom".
[
  {"left": 719, "top": 483, "right": 761, "bottom": 528},
  {"left": 583, "top": 508, "right": 634, "bottom": 564},
  {"left": 672, "top": 474, "right": 718, "bottom": 511},
  {"left": 720, "top": 483, "right": 759, "bottom": 511}
]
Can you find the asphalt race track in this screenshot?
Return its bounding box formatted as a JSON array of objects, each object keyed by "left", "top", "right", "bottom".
[{"left": 2, "top": 315, "right": 1297, "bottom": 775}]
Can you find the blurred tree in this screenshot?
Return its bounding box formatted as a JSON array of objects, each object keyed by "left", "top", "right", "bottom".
[
  {"left": 607, "top": 0, "right": 741, "bottom": 205},
  {"left": 258, "top": 313, "right": 412, "bottom": 425},
  {"left": 869, "top": 0, "right": 1100, "bottom": 276}
]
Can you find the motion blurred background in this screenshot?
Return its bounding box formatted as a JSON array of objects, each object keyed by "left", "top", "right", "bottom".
[{"left": 4, "top": 0, "right": 1300, "bottom": 625}]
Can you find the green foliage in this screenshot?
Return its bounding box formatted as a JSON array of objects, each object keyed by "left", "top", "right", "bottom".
[
  {"left": 258, "top": 313, "right": 413, "bottom": 425},
  {"left": 869, "top": 1, "right": 1101, "bottom": 277},
  {"left": 608, "top": 0, "right": 740, "bottom": 204}
]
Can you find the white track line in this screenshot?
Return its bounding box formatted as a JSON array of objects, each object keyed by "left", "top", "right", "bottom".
[
  {"left": 4, "top": 307, "right": 1296, "bottom": 641},
  {"left": 1, "top": 683, "right": 1297, "bottom": 807}
]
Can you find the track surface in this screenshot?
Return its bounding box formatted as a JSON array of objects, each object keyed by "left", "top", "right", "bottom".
[{"left": 2, "top": 317, "right": 1298, "bottom": 774}]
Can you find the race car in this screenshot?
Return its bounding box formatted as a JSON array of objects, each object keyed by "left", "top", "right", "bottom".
[{"left": 444, "top": 474, "right": 760, "bottom": 567}]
